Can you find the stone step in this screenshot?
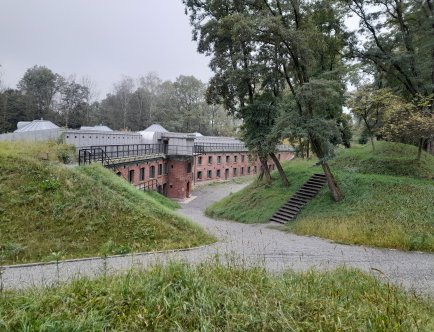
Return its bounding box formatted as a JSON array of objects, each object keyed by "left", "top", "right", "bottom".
[
  {"left": 296, "top": 190, "right": 316, "bottom": 198},
  {"left": 281, "top": 205, "right": 300, "bottom": 213},
  {"left": 299, "top": 187, "right": 319, "bottom": 195},
  {"left": 275, "top": 210, "right": 296, "bottom": 219},
  {"left": 269, "top": 173, "right": 327, "bottom": 224},
  {"left": 288, "top": 197, "right": 306, "bottom": 205},
  {"left": 304, "top": 182, "right": 325, "bottom": 188},
  {"left": 270, "top": 216, "right": 289, "bottom": 224}
]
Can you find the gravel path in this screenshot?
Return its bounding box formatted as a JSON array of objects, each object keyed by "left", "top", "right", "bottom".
[{"left": 2, "top": 181, "right": 434, "bottom": 296}]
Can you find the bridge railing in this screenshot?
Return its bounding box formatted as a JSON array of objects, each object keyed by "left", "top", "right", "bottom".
[
  {"left": 78, "top": 147, "right": 114, "bottom": 167},
  {"left": 194, "top": 143, "right": 248, "bottom": 154},
  {"left": 193, "top": 143, "right": 294, "bottom": 154},
  {"left": 88, "top": 143, "right": 167, "bottom": 160}
]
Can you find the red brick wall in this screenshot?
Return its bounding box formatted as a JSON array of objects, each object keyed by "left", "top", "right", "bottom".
[
  {"left": 193, "top": 151, "right": 293, "bottom": 183},
  {"left": 166, "top": 157, "right": 194, "bottom": 199},
  {"left": 111, "top": 151, "right": 293, "bottom": 199},
  {"left": 112, "top": 158, "right": 168, "bottom": 194}
]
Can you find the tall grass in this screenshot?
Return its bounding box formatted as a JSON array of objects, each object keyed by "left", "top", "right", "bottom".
[
  {"left": 206, "top": 142, "right": 434, "bottom": 251},
  {"left": 0, "top": 262, "right": 433, "bottom": 331},
  {"left": 0, "top": 142, "right": 214, "bottom": 265}
]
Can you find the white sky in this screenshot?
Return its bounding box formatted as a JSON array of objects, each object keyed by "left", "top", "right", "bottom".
[{"left": 0, "top": 0, "right": 212, "bottom": 98}]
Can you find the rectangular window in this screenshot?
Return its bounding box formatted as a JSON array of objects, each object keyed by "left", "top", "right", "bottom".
[
  {"left": 140, "top": 167, "right": 145, "bottom": 181},
  {"left": 150, "top": 166, "right": 155, "bottom": 178},
  {"left": 158, "top": 164, "right": 163, "bottom": 176},
  {"left": 241, "top": 167, "right": 244, "bottom": 175},
  {"left": 187, "top": 162, "right": 192, "bottom": 173},
  {"left": 226, "top": 155, "right": 230, "bottom": 163},
  {"left": 208, "top": 156, "right": 212, "bottom": 164},
  {"left": 198, "top": 156, "right": 202, "bottom": 165},
  {"left": 128, "top": 169, "right": 135, "bottom": 183},
  {"left": 248, "top": 166, "right": 251, "bottom": 174},
  {"left": 241, "top": 155, "right": 245, "bottom": 162},
  {"left": 234, "top": 155, "right": 238, "bottom": 163},
  {"left": 278, "top": 154, "right": 281, "bottom": 160},
  {"left": 216, "top": 169, "right": 221, "bottom": 177},
  {"left": 207, "top": 170, "right": 212, "bottom": 178},
  {"left": 254, "top": 166, "right": 257, "bottom": 173},
  {"left": 217, "top": 156, "right": 221, "bottom": 164},
  {"left": 163, "top": 163, "right": 168, "bottom": 174},
  {"left": 197, "top": 171, "right": 202, "bottom": 179},
  {"left": 233, "top": 168, "right": 237, "bottom": 176}
]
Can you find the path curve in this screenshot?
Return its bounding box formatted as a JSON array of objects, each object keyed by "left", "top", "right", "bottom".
[{"left": 3, "top": 181, "right": 434, "bottom": 296}]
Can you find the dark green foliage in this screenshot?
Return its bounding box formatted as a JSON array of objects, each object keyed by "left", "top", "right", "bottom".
[
  {"left": 345, "top": 1, "right": 434, "bottom": 106},
  {"left": 358, "top": 131, "right": 368, "bottom": 145}
]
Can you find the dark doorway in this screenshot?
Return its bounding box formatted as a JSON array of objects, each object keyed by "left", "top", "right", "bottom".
[
  {"left": 186, "top": 181, "right": 190, "bottom": 197},
  {"left": 225, "top": 168, "right": 229, "bottom": 180},
  {"left": 128, "top": 170, "right": 135, "bottom": 183}
]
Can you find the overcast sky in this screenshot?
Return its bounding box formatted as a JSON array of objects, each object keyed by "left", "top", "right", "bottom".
[{"left": 0, "top": 0, "right": 212, "bottom": 98}]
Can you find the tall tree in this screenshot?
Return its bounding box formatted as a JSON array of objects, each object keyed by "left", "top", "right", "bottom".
[
  {"left": 344, "top": 0, "right": 434, "bottom": 107},
  {"left": 17, "top": 65, "right": 62, "bottom": 120},
  {"left": 184, "top": 0, "right": 348, "bottom": 200},
  {"left": 113, "top": 76, "right": 134, "bottom": 130},
  {"left": 0, "top": 89, "right": 30, "bottom": 133},
  {"left": 347, "top": 87, "right": 401, "bottom": 151},
  {"left": 58, "top": 77, "right": 90, "bottom": 128},
  {"left": 138, "top": 72, "right": 162, "bottom": 126},
  {"left": 173, "top": 75, "right": 207, "bottom": 133}
]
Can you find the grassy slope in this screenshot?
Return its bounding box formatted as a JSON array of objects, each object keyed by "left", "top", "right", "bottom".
[
  {"left": 0, "top": 142, "right": 214, "bottom": 265},
  {"left": 1, "top": 263, "right": 433, "bottom": 331},
  {"left": 206, "top": 141, "right": 434, "bottom": 251}
]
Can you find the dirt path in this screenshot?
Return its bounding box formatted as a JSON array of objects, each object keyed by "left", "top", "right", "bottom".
[{"left": 3, "top": 181, "right": 434, "bottom": 297}]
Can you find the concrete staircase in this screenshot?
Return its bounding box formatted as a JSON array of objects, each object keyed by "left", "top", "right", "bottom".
[{"left": 269, "top": 173, "right": 327, "bottom": 224}]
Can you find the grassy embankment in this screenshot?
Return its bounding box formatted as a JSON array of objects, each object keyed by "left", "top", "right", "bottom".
[
  {"left": 206, "top": 141, "right": 434, "bottom": 251},
  {"left": 1, "top": 262, "right": 433, "bottom": 330},
  {"left": 0, "top": 142, "right": 214, "bottom": 265}
]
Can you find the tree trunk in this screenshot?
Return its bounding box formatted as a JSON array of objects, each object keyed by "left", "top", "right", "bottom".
[
  {"left": 306, "top": 140, "right": 310, "bottom": 158},
  {"left": 258, "top": 168, "right": 264, "bottom": 181},
  {"left": 370, "top": 135, "right": 375, "bottom": 152},
  {"left": 298, "top": 138, "right": 304, "bottom": 158},
  {"left": 310, "top": 136, "right": 343, "bottom": 202},
  {"left": 269, "top": 152, "right": 289, "bottom": 186},
  {"left": 417, "top": 137, "right": 424, "bottom": 161},
  {"left": 259, "top": 155, "right": 272, "bottom": 184},
  {"left": 321, "top": 161, "right": 343, "bottom": 202}
]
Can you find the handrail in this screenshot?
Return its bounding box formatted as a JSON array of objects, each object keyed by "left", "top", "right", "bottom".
[
  {"left": 143, "top": 179, "right": 158, "bottom": 191},
  {"left": 89, "top": 143, "right": 167, "bottom": 160},
  {"left": 78, "top": 147, "right": 114, "bottom": 168}
]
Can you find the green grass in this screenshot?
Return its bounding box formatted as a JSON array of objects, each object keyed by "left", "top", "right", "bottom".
[
  {"left": 206, "top": 141, "right": 434, "bottom": 251},
  {"left": 0, "top": 141, "right": 214, "bottom": 265},
  {"left": 1, "top": 262, "right": 433, "bottom": 331},
  {"left": 205, "top": 159, "right": 319, "bottom": 223},
  {"left": 331, "top": 141, "right": 434, "bottom": 180}
]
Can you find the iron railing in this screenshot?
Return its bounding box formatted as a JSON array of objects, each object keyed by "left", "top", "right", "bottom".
[
  {"left": 142, "top": 179, "right": 158, "bottom": 191},
  {"left": 194, "top": 143, "right": 248, "bottom": 154},
  {"left": 88, "top": 143, "right": 167, "bottom": 159},
  {"left": 78, "top": 147, "right": 114, "bottom": 167},
  {"left": 193, "top": 143, "right": 294, "bottom": 154},
  {"left": 78, "top": 143, "right": 167, "bottom": 167}
]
